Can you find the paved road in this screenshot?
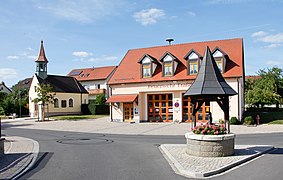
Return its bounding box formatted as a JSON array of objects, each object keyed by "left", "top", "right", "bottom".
[{"left": 3, "top": 128, "right": 283, "bottom": 180}]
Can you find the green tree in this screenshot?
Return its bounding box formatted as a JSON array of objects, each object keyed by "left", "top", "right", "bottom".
[
  {"left": 245, "top": 67, "right": 283, "bottom": 108},
  {"left": 95, "top": 93, "right": 106, "bottom": 105},
  {"left": 32, "top": 83, "right": 54, "bottom": 121},
  {"left": 0, "top": 92, "right": 8, "bottom": 115}
]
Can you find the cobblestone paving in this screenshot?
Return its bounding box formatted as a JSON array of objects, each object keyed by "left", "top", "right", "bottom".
[{"left": 161, "top": 144, "right": 273, "bottom": 176}]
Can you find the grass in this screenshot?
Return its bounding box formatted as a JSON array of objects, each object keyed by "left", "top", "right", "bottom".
[
  {"left": 244, "top": 111, "right": 283, "bottom": 124},
  {"left": 50, "top": 114, "right": 108, "bottom": 121},
  {"left": 268, "top": 120, "right": 283, "bottom": 124}
]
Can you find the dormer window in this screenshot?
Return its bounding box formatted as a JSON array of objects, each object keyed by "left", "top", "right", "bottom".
[
  {"left": 184, "top": 49, "right": 202, "bottom": 75},
  {"left": 212, "top": 47, "right": 227, "bottom": 73},
  {"left": 143, "top": 63, "right": 151, "bottom": 78},
  {"left": 160, "top": 52, "right": 178, "bottom": 77},
  {"left": 138, "top": 54, "right": 158, "bottom": 78},
  {"left": 164, "top": 61, "right": 173, "bottom": 76}
]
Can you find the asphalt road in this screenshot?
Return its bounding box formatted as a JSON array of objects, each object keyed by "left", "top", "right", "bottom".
[{"left": 3, "top": 128, "right": 283, "bottom": 180}]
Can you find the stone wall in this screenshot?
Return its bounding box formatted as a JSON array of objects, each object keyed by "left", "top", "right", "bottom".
[{"left": 185, "top": 133, "right": 235, "bottom": 157}]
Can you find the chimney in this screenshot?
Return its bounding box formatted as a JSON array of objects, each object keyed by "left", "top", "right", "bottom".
[{"left": 166, "top": 38, "right": 174, "bottom": 45}]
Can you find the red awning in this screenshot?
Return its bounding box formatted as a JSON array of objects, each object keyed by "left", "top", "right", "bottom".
[{"left": 106, "top": 94, "right": 138, "bottom": 103}]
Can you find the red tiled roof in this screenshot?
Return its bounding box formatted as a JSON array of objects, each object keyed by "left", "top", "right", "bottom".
[
  {"left": 108, "top": 38, "right": 244, "bottom": 85},
  {"left": 68, "top": 66, "right": 117, "bottom": 81},
  {"left": 106, "top": 94, "right": 138, "bottom": 103}
]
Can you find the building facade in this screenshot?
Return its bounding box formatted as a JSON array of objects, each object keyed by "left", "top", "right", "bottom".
[
  {"left": 107, "top": 38, "right": 245, "bottom": 123},
  {"left": 0, "top": 82, "right": 12, "bottom": 94},
  {"left": 29, "top": 41, "right": 88, "bottom": 118},
  {"left": 68, "top": 66, "right": 117, "bottom": 101}
]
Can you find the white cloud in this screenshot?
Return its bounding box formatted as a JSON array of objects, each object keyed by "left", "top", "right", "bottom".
[
  {"left": 133, "top": 8, "right": 165, "bottom": 26},
  {"left": 187, "top": 11, "right": 196, "bottom": 16},
  {"left": 72, "top": 51, "right": 93, "bottom": 57},
  {"left": 7, "top": 55, "right": 19, "bottom": 60},
  {"left": 38, "top": 0, "right": 127, "bottom": 23},
  {"left": 266, "top": 60, "right": 283, "bottom": 66},
  {"left": 27, "top": 55, "right": 38, "bottom": 60},
  {"left": 257, "top": 33, "right": 283, "bottom": 43},
  {"left": 251, "top": 31, "right": 268, "bottom": 37},
  {"left": 0, "top": 68, "right": 18, "bottom": 80},
  {"left": 264, "top": 43, "right": 282, "bottom": 49}
]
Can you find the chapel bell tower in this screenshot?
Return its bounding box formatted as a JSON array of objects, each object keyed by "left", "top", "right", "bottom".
[{"left": 35, "top": 40, "right": 48, "bottom": 79}]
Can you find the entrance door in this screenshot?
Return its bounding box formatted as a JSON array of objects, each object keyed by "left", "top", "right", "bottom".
[
  {"left": 124, "top": 103, "right": 134, "bottom": 122},
  {"left": 182, "top": 96, "right": 210, "bottom": 122},
  {"left": 148, "top": 94, "right": 173, "bottom": 122}
]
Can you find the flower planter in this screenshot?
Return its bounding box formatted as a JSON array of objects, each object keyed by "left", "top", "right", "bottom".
[{"left": 185, "top": 132, "right": 235, "bottom": 157}]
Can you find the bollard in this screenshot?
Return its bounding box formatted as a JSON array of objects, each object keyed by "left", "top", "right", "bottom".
[{"left": 256, "top": 115, "right": 260, "bottom": 125}]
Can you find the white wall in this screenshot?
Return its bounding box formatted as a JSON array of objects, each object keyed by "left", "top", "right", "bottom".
[{"left": 109, "top": 78, "right": 243, "bottom": 123}]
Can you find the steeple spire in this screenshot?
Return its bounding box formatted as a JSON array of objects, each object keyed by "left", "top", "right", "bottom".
[
  {"left": 36, "top": 40, "right": 48, "bottom": 62},
  {"left": 35, "top": 40, "right": 48, "bottom": 79}
]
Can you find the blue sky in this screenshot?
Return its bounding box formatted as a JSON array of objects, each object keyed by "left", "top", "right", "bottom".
[{"left": 1, "top": 0, "right": 283, "bottom": 87}]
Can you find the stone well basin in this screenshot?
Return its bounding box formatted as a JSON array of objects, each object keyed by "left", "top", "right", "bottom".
[{"left": 185, "top": 132, "right": 235, "bottom": 157}]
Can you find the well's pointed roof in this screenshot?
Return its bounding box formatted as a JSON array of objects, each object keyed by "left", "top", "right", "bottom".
[
  {"left": 36, "top": 40, "right": 48, "bottom": 62},
  {"left": 184, "top": 46, "right": 237, "bottom": 96}
]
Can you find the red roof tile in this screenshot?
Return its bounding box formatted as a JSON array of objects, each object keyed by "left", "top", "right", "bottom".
[
  {"left": 68, "top": 66, "right": 117, "bottom": 81},
  {"left": 108, "top": 38, "right": 244, "bottom": 85}
]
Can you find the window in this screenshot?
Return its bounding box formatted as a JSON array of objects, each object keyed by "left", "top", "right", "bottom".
[
  {"left": 164, "top": 61, "right": 173, "bottom": 76},
  {"left": 69, "top": 98, "right": 73, "bottom": 107},
  {"left": 184, "top": 50, "right": 202, "bottom": 75},
  {"left": 138, "top": 54, "right": 158, "bottom": 78},
  {"left": 96, "top": 84, "right": 100, "bottom": 89},
  {"left": 61, "top": 100, "right": 67, "bottom": 108},
  {"left": 212, "top": 48, "right": 226, "bottom": 73},
  {"left": 39, "top": 64, "right": 44, "bottom": 71},
  {"left": 143, "top": 63, "right": 151, "bottom": 78},
  {"left": 54, "top": 98, "right": 59, "bottom": 108},
  {"left": 189, "top": 59, "right": 198, "bottom": 75},
  {"left": 160, "top": 52, "right": 178, "bottom": 77},
  {"left": 214, "top": 57, "right": 223, "bottom": 73}
]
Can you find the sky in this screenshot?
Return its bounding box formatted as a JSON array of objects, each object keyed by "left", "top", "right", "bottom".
[{"left": 1, "top": 0, "right": 283, "bottom": 87}]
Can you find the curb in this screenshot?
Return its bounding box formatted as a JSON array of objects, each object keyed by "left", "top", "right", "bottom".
[
  {"left": 160, "top": 144, "right": 274, "bottom": 179},
  {"left": 3, "top": 137, "right": 40, "bottom": 180}
]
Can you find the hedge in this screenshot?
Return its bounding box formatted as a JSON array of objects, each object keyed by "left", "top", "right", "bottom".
[{"left": 81, "top": 104, "right": 110, "bottom": 115}]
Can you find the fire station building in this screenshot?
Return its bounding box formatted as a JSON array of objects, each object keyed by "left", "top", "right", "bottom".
[{"left": 107, "top": 38, "right": 244, "bottom": 123}]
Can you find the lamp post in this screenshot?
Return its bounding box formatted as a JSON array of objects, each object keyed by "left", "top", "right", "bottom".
[{"left": 19, "top": 90, "right": 21, "bottom": 118}]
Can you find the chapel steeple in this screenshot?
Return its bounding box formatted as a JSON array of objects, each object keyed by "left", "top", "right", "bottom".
[{"left": 35, "top": 40, "right": 48, "bottom": 79}]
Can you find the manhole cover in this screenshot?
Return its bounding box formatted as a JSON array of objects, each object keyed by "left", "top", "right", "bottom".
[{"left": 56, "top": 138, "right": 113, "bottom": 145}]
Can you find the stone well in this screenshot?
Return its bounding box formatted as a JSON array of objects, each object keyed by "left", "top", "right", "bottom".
[{"left": 185, "top": 133, "right": 235, "bottom": 157}]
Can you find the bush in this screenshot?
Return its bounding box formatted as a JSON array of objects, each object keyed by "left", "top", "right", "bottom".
[
  {"left": 244, "top": 116, "right": 254, "bottom": 125},
  {"left": 81, "top": 104, "right": 110, "bottom": 115},
  {"left": 230, "top": 117, "right": 241, "bottom": 125}
]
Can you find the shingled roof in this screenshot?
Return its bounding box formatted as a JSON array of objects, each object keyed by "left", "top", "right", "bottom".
[
  {"left": 68, "top": 66, "right": 117, "bottom": 81},
  {"left": 36, "top": 74, "right": 88, "bottom": 93},
  {"left": 184, "top": 47, "right": 237, "bottom": 96},
  {"left": 108, "top": 38, "right": 244, "bottom": 85}
]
